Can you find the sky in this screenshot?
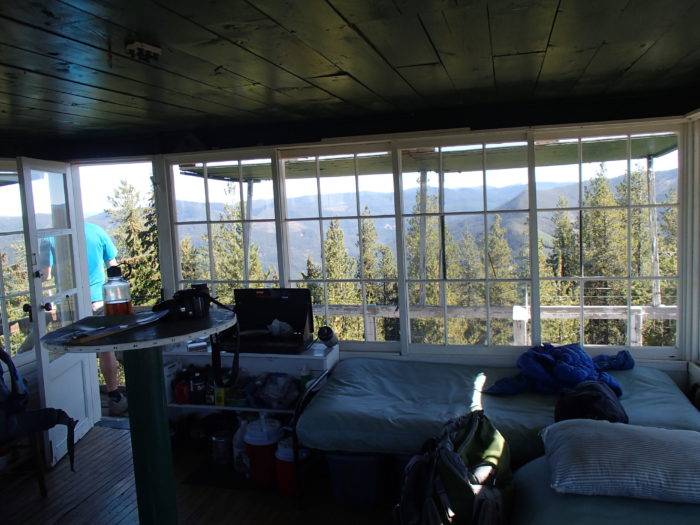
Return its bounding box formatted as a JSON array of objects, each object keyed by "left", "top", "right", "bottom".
[{"left": 0, "top": 145, "right": 679, "bottom": 217}]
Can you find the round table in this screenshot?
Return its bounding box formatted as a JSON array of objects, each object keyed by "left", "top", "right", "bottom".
[{"left": 42, "top": 309, "right": 236, "bottom": 525}]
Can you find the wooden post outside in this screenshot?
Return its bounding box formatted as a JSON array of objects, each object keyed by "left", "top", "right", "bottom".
[{"left": 630, "top": 306, "right": 644, "bottom": 346}]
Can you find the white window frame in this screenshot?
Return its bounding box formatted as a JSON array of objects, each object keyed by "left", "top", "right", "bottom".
[{"left": 158, "top": 116, "right": 693, "bottom": 361}]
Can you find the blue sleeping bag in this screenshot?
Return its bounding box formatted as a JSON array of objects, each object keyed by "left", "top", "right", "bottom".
[{"left": 486, "top": 343, "right": 634, "bottom": 397}]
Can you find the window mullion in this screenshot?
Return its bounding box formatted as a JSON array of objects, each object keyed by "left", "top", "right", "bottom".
[
  {"left": 527, "top": 132, "right": 541, "bottom": 347},
  {"left": 203, "top": 163, "right": 216, "bottom": 295},
  {"left": 272, "top": 150, "right": 289, "bottom": 286},
  {"left": 439, "top": 148, "right": 448, "bottom": 346},
  {"left": 392, "top": 146, "right": 410, "bottom": 354},
  {"left": 626, "top": 136, "right": 633, "bottom": 346},
  {"left": 354, "top": 155, "right": 370, "bottom": 341},
  {"left": 482, "top": 146, "right": 491, "bottom": 346},
  {"left": 316, "top": 158, "right": 328, "bottom": 321}
]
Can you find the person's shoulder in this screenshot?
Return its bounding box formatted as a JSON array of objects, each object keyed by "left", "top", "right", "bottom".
[{"left": 85, "top": 222, "right": 107, "bottom": 236}]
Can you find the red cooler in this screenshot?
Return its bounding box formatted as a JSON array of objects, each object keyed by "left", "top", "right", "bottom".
[
  {"left": 275, "top": 438, "right": 309, "bottom": 496},
  {"left": 244, "top": 418, "right": 281, "bottom": 487}
]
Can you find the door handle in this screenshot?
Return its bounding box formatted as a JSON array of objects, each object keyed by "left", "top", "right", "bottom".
[{"left": 23, "top": 303, "right": 32, "bottom": 322}]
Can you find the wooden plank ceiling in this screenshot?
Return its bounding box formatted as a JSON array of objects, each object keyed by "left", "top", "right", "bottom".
[{"left": 0, "top": 0, "right": 699, "bottom": 150}]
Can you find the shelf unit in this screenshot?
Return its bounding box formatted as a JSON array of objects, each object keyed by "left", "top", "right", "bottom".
[{"left": 167, "top": 403, "right": 293, "bottom": 415}]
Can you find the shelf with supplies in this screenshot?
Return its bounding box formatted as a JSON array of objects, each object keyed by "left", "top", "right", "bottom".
[
  {"left": 162, "top": 342, "right": 338, "bottom": 415},
  {"left": 162, "top": 341, "right": 339, "bottom": 377},
  {"left": 166, "top": 403, "right": 294, "bottom": 415}
]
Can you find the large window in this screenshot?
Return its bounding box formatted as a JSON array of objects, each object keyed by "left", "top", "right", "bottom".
[
  {"left": 282, "top": 152, "right": 399, "bottom": 343},
  {"left": 401, "top": 143, "right": 531, "bottom": 347},
  {"left": 169, "top": 125, "right": 681, "bottom": 353},
  {"left": 172, "top": 158, "right": 279, "bottom": 301},
  {"left": 535, "top": 133, "right": 678, "bottom": 347}
]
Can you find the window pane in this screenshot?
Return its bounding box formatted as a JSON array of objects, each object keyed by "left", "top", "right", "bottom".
[
  {"left": 322, "top": 219, "right": 358, "bottom": 280},
  {"left": 242, "top": 159, "right": 274, "bottom": 220},
  {"left": 445, "top": 215, "right": 485, "bottom": 279},
  {"left": 327, "top": 281, "right": 363, "bottom": 341},
  {"left": 173, "top": 164, "right": 206, "bottom": 222},
  {"left": 446, "top": 282, "right": 486, "bottom": 345},
  {"left": 442, "top": 145, "right": 484, "bottom": 213},
  {"left": 365, "top": 281, "right": 399, "bottom": 341},
  {"left": 540, "top": 279, "right": 580, "bottom": 345},
  {"left": 581, "top": 208, "right": 627, "bottom": 277},
  {"left": 408, "top": 282, "right": 444, "bottom": 344},
  {"left": 631, "top": 279, "right": 676, "bottom": 347},
  {"left": 246, "top": 221, "right": 278, "bottom": 281},
  {"left": 630, "top": 134, "right": 678, "bottom": 205},
  {"left": 629, "top": 206, "right": 677, "bottom": 277},
  {"left": 582, "top": 136, "right": 627, "bottom": 207},
  {"left": 490, "top": 281, "right": 530, "bottom": 346},
  {"left": 583, "top": 280, "right": 626, "bottom": 345},
  {"left": 177, "top": 224, "right": 209, "bottom": 280},
  {"left": 207, "top": 162, "right": 241, "bottom": 222},
  {"left": 402, "top": 148, "right": 439, "bottom": 215},
  {"left": 211, "top": 222, "right": 243, "bottom": 281},
  {"left": 286, "top": 220, "right": 321, "bottom": 281},
  {"left": 538, "top": 210, "right": 580, "bottom": 278},
  {"left": 358, "top": 153, "right": 394, "bottom": 216},
  {"left": 8, "top": 293, "right": 32, "bottom": 357},
  {"left": 535, "top": 139, "right": 579, "bottom": 208},
  {"left": 485, "top": 142, "right": 528, "bottom": 211},
  {"left": 319, "top": 155, "right": 356, "bottom": 217},
  {"left": 1, "top": 234, "right": 29, "bottom": 293},
  {"left": 360, "top": 217, "right": 396, "bottom": 280},
  {"left": 38, "top": 234, "right": 75, "bottom": 298},
  {"left": 0, "top": 176, "right": 23, "bottom": 232},
  {"left": 487, "top": 213, "right": 529, "bottom": 278},
  {"left": 285, "top": 157, "right": 319, "bottom": 219},
  {"left": 404, "top": 215, "right": 441, "bottom": 280},
  {"left": 31, "top": 170, "right": 69, "bottom": 230}
]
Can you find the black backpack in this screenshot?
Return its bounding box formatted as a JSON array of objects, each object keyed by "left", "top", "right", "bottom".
[
  {"left": 555, "top": 380, "right": 629, "bottom": 424},
  {"left": 396, "top": 410, "right": 512, "bottom": 525},
  {"left": 0, "top": 349, "right": 28, "bottom": 415}
]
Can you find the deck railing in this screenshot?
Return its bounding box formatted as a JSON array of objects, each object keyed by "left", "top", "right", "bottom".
[{"left": 326, "top": 304, "right": 677, "bottom": 346}]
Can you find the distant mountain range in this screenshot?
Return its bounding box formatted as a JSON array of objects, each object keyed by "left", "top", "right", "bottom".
[{"left": 0, "top": 170, "right": 676, "bottom": 278}]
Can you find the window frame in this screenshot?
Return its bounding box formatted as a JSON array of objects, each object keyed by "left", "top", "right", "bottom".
[{"left": 161, "top": 119, "right": 688, "bottom": 360}]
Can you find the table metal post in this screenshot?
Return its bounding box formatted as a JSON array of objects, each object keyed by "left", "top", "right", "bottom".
[{"left": 122, "top": 346, "right": 177, "bottom": 524}]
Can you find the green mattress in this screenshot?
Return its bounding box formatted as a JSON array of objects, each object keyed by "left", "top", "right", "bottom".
[
  {"left": 511, "top": 456, "right": 700, "bottom": 525},
  {"left": 296, "top": 358, "right": 700, "bottom": 467}
]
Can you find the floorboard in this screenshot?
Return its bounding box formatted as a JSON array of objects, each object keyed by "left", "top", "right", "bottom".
[{"left": 0, "top": 426, "right": 389, "bottom": 524}]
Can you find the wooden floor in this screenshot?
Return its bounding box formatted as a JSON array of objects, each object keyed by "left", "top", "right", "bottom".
[{"left": 0, "top": 426, "right": 389, "bottom": 524}]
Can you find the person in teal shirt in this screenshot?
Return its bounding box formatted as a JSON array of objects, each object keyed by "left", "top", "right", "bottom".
[
  {"left": 84, "top": 222, "right": 119, "bottom": 302},
  {"left": 39, "top": 223, "right": 126, "bottom": 415}
]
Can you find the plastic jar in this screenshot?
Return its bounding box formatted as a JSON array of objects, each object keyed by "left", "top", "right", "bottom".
[{"left": 102, "top": 266, "right": 133, "bottom": 315}]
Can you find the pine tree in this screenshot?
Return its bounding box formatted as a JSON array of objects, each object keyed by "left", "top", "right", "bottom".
[
  {"left": 179, "top": 237, "right": 205, "bottom": 281},
  {"left": 404, "top": 188, "right": 443, "bottom": 344},
  {"left": 546, "top": 197, "right": 579, "bottom": 278},
  {"left": 359, "top": 211, "right": 399, "bottom": 341},
  {"left": 487, "top": 214, "right": 519, "bottom": 344},
  {"left": 581, "top": 167, "right": 627, "bottom": 344},
  {"left": 323, "top": 219, "right": 363, "bottom": 340},
  {"left": 105, "top": 180, "right": 161, "bottom": 305}
]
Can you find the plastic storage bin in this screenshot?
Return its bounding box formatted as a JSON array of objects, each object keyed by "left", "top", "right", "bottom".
[{"left": 326, "top": 453, "right": 388, "bottom": 506}]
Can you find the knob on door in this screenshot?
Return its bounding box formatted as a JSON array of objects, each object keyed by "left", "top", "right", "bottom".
[{"left": 22, "top": 303, "right": 32, "bottom": 322}]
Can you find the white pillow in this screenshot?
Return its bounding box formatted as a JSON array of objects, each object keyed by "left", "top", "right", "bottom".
[{"left": 541, "top": 419, "right": 700, "bottom": 503}]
